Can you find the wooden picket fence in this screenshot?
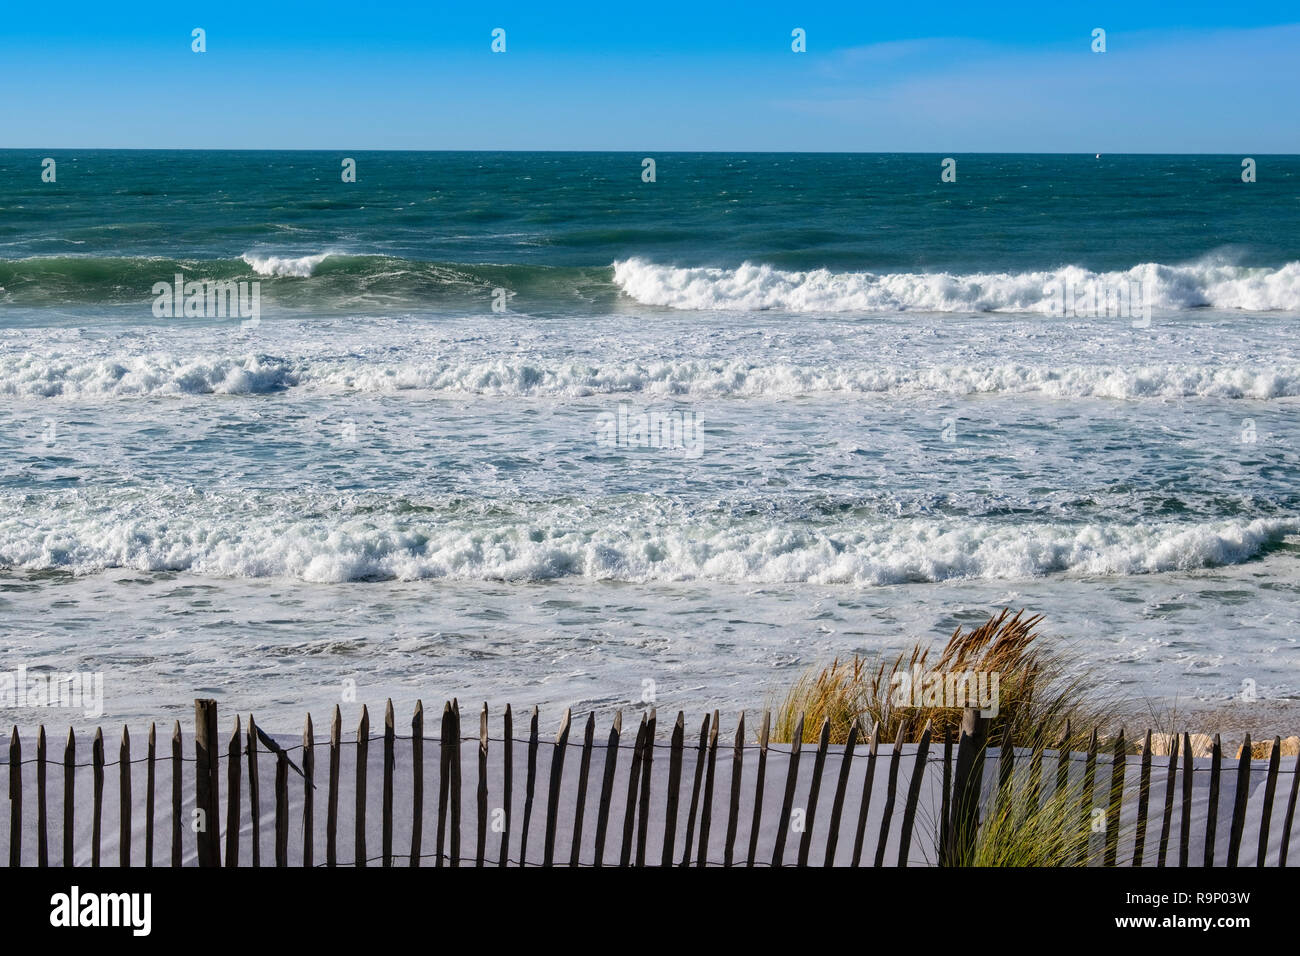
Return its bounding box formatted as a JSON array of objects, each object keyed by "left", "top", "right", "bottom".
[{"left": 4, "top": 699, "right": 1299, "bottom": 866}]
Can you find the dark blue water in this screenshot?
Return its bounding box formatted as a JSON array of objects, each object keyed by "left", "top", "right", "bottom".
[
  {"left": 2, "top": 152, "right": 1297, "bottom": 290},
  {"left": 2, "top": 150, "right": 1299, "bottom": 724}
]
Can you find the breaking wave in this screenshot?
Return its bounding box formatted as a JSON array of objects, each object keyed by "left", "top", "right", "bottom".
[
  {"left": 0, "top": 490, "right": 1293, "bottom": 585},
  {"left": 611, "top": 258, "right": 1300, "bottom": 312},
  {"left": 6, "top": 253, "right": 1300, "bottom": 313},
  {"left": 4, "top": 353, "right": 1297, "bottom": 400},
  {"left": 240, "top": 252, "right": 333, "bottom": 277}
]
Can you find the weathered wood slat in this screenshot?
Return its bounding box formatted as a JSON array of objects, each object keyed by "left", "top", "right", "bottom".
[
  {"left": 851, "top": 722, "right": 880, "bottom": 867},
  {"left": 36, "top": 726, "right": 47, "bottom": 867},
  {"left": 1133, "top": 729, "right": 1152, "bottom": 867},
  {"left": 948, "top": 711, "right": 986, "bottom": 867},
  {"left": 1227, "top": 733, "right": 1251, "bottom": 867},
  {"left": 449, "top": 699, "right": 462, "bottom": 867},
  {"left": 797, "top": 718, "right": 831, "bottom": 867},
  {"left": 436, "top": 701, "right": 451, "bottom": 867},
  {"left": 896, "top": 721, "right": 933, "bottom": 867},
  {"left": 1256, "top": 736, "right": 1280, "bottom": 868},
  {"left": 637, "top": 712, "right": 660, "bottom": 868},
  {"left": 543, "top": 708, "right": 572, "bottom": 866},
  {"left": 64, "top": 729, "right": 75, "bottom": 867},
  {"left": 680, "top": 712, "right": 709, "bottom": 867},
  {"left": 120, "top": 727, "right": 132, "bottom": 867},
  {"left": 746, "top": 710, "right": 770, "bottom": 867},
  {"left": 382, "top": 700, "right": 395, "bottom": 868},
  {"left": 519, "top": 706, "right": 539, "bottom": 867},
  {"left": 1157, "top": 733, "right": 1179, "bottom": 867},
  {"left": 326, "top": 706, "right": 340, "bottom": 867},
  {"left": 996, "top": 727, "right": 1014, "bottom": 821},
  {"left": 1279, "top": 749, "right": 1300, "bottom": 866},
  {"left": 247, "top": 715, "right": 261, "bottom": 867},
  {"left": 170, "top": 722, "right": 181, "bottom": 868},
  {"left": 823, "top": 723, "right": 857, "bottom": 867},
  {"left": 1078, "top": 728, "right": 1098, "bottom": 866},
  {"left": 723, "top": 713, "right": 746, "bottom": 867},
  {"left": 355, "top": 705, "right": 369, "bottom": 867},
  {"left": 145, "top": 724, "right": 155, "bottom": 868},
  {"left": 91, "top": 727, "right": 104, "bottom": 867},
  {"left": 1055, "top": 721, "right": 1072, "bottom": 800},
  {"left": 619, "top": 713, "right": 647, "bottom": 867},
  {"left": 274, "top": 750, "right": 289, "bottom": 866},
  {"left": 874, "top": 720, "right": 908, "bottom": 868},
  {"left": 1178, "top": 732, "right": 1192, "bottom": 868},
  {"left": 1104, "top": 730, "right": 1125, "bottom": 866},
  {"left": 694, "top": 711, "right": 719, "bottom": 868},
  {"left": 225, "top": 716, "right": 241, "bottom": 867},
  {"left": 1050, "top": 728, "right": 1071, "bottom": 863},
  {"left": 410, "top": 701, "right": 422, "bottom": 868},
  {"left": 570, "top": 712, "right": 595, "bottom": 867},
  {"left": 938, "top": 729, "right": 952, "bottom": 862},
  {"left": 499, "top": 705, "right": 513, "bottom": 867},
  {"left": 477, "top": 704, "right": 489, "bottom": 867},
  {"left": 636, "top": 709, "right": 658, "bottom": 867},
  {"left": 8, "top": 728, "right": 19, "bottom": 867},
  {"left": 772, "top": 714, "right": 804, "bottom": 867},
  {"left": 592, "top": 711, "right": 621, "bottom": 867},
  {"left": 194, "top": 700, "right": 220, "bottom": 867},
  {"left": 303, "top": 714, "right": 314, "bottom": 869},
  {"left": 1204, "top": 734, "right": 1222, "bottom": 867},
  {"left": 1026, "top": 738, "right": 1043, "bottom": 821}
]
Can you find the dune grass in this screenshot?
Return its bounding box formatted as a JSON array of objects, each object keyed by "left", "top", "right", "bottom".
[
  {"left": 942, "top": 751, "right": 1114, "bottom": 867},
  {"left": 771, "top": 608, "right": 1135, "bottom": 866},
  {"left": 771, "top": 609, "right": 1116, "bottom": 748}
]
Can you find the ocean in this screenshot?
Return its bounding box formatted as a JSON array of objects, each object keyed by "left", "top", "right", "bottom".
[{"left": 1, "top": 150, "right": 1298, "bottom": 732}]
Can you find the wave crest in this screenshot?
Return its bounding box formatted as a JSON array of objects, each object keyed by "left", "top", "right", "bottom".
[
  {"left": 0, "top": 493, "right": 1291, "bottom": 584},
  {"left": 240, "top": 252, "right": 332, "bottom": 277},
  {"left": 612, "top": 258, "right": 1300, "bottom": 312},
  {"left": 0, "top": 354, "right": 295, "bottom": 398},
  {"left": 5, "top": 353, "right": 1297, "bottom": 400}
]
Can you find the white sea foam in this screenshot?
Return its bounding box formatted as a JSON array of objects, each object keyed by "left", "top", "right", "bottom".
[
  {"left": 4, "top": 352, "right": 1297, "bottom": 400},
  {"left": 240, "top": 252, "right": 332, "bottom": 277},
  {"left": 0, "top": 492, "right": 1291, "bottom": 585},
  {"left": 0, "top": 353, "right": 296, "bottom": 397},
  {"left": 308, "top": 359, "right": 1300, "bottom": 400},
  {"left": 612, "top": 258, "right": 1300, "bottom": 312}
]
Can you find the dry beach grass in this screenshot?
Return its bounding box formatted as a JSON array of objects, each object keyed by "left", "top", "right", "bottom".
[{"left": 771, "top": 608, "right": 1117, "bottom": 748}]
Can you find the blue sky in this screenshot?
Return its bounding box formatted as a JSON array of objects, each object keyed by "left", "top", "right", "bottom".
[{"left": 2, "top": 1, "right": 1297, "bottom": 151}]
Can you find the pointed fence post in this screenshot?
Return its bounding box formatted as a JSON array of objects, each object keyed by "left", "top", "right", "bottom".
[
  {"left": 194, "top": 699, "right": 221, "bottom": 867},
  {"left": 946, "top": 707, "right": 987, "bottom": 866}
]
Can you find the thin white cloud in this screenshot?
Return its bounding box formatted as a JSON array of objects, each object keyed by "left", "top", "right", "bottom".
[{"left": 777, "top": 23, "right": 1300, "bottom": 151}]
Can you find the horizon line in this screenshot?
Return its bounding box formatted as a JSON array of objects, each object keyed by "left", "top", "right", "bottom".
[{"left": 3, "top": 147, "right": 1296, "bottom": 155}]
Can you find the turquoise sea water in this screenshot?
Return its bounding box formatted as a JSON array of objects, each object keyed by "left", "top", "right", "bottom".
[
  {"left": 1, "top": 151, "right": 1298, "bottom": 730},
  {"left": 2, "top": 151, "right": 1299, "bottom": 301}
]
